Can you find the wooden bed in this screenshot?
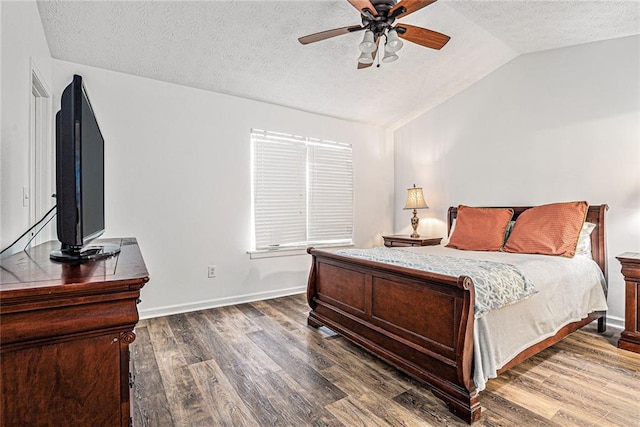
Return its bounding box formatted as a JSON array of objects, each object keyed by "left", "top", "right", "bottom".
[{"left": 306, "top": 205, "right": 608, "bottom": 423}]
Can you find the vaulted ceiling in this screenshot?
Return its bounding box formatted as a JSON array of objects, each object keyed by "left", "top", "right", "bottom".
[{"left": 37, "top": 0, "right": 640, "bottom": 128}]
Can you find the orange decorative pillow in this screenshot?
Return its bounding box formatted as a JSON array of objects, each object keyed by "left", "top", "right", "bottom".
[
  {"left": 504, "top": 201, "right": 588, "bottom": 257},
  {"left": 446, "top": 206, "right": 514, "bottom": 251}
]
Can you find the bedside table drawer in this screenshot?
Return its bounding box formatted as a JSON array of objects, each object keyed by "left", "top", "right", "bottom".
[{"left": 637, "top": 287, "right": 640, "bottom": 330}]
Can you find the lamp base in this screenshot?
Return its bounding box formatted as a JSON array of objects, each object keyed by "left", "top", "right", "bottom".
[{"left": 410, "top": 209, "right": 420, "bottom": 238}]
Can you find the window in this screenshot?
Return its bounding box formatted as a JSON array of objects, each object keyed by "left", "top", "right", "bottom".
[{"left": 251, "top": 129, "right": 353, "bottom": 251}]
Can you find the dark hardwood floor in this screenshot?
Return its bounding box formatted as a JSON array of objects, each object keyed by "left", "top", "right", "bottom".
[{"left": 132, "top": 294, "right": 640, "bottom": 426}]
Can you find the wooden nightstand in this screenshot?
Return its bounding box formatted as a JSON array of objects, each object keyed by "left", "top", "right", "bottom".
[
  {"left": 616, "top": 252, "right": 640, "bottom": 354},
  {"left": 383, "top": 235, "right": 442, "bottom": 248}
]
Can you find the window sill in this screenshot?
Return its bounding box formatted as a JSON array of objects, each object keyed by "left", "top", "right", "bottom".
[{"left": 247, "top": 243, "right": 354, "bottom": 259}]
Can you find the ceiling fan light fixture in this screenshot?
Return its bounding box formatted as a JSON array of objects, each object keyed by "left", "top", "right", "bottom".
[
  {"left": 359, "top": 30, "right": 377, "bottom": 53},
  {"left": 296, "top": 0, "right": 450, "bottom": 69},
  {"left": 386, "top": 29, "right": 404, "bottom": 52},
  {"left": 382, "top": 48, "right": 399, "bottom": 63},
  {"left": 357, "top": 51, "right": 374, "bottom": 64}
]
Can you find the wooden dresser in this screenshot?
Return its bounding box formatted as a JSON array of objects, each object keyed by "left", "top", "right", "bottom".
[
  {"left": 617, "top": 252, "right": 640, "bottom": 354},
  {"left": 0, "top": 238, "right": 149, "bottom": 426}
]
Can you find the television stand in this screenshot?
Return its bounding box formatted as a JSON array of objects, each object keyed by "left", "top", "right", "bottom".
[
  {"left": 50, "top": 242, "right": 121, "bottom": 262},
  {"left": 0, "top": 237, "right": 149, "bottom": 427}
]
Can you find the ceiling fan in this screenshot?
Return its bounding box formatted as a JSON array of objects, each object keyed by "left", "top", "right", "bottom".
[{"left": 298, "top": 0, "right": 450, "bottom": 69}]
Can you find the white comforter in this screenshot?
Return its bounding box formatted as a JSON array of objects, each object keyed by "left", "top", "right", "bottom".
[{"left": 400, "top": 245, "right": 608, "bottom": 392}]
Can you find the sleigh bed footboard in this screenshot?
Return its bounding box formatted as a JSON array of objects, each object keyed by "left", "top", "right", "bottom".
[{"left": 306, "top": 247, "right": 480, "bottom": 423}]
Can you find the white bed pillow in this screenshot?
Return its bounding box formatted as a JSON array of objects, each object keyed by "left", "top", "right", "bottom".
[
  {"left": 442, "top": 219, "right": 456, "bottom": 245},
  {"left": 575, "top": 222, "right": 596, "bottom": 258}
]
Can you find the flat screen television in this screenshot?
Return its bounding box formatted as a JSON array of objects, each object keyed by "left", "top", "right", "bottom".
[{"left": 50, "top": 74, "right": 120, "bottom": 262}]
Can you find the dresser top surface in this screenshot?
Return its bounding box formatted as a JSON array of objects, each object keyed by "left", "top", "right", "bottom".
[{"left": 0, "top": 238, "right": 149, "bottom": 298}]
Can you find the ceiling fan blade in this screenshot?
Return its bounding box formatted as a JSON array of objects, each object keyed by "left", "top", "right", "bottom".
[
  {"left": 298, "top": 25, "right": 364, "bottom": 44},
  {"left": 347, "top": 0, "right": 378, "bottom": 16},
  {"left": 396, "top": 24, "right": 450, "bottom": 50},
  {"left": 357, "top": 37, "right": 379, "bottom": 69},
  {"left": 390, "top": 0, "right": 437, "bottom": 19}
]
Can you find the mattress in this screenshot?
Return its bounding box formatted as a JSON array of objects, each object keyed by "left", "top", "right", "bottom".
[{"left": 397, "top": 244, "right": 608, "bottom": 391}]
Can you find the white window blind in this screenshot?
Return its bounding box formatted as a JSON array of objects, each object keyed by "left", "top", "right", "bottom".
[{"left": 251, "top": 129, "right": 353, "bottom": 251}]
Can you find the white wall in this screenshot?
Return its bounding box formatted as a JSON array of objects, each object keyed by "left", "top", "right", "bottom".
[
  {"left": 393, "top": 35, "right": 640, "bottom": 326},
  {"left": 5, "top": 1, "right": 634, "bottom": 325},
  {"left": 1, "top": 1, "right": 53, "bottom": 250},
  {"left": 1, "top": 4, "right": 3, "bottom": 215},
  {"left": 51, "top": 60, "right": 394, "bottom": 317}
]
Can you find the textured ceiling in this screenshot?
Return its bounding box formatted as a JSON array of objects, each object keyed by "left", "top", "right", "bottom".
[{"left": 37, "top": 0, "right": 640, "bottom": 128}]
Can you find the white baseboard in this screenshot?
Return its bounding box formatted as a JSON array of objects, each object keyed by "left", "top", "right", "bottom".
[
  {"left": 139, "top": 286, "right": 306, "bottom": 319},
  {"left": 605, "top": 315, "right": 624, "bottom": 330}
]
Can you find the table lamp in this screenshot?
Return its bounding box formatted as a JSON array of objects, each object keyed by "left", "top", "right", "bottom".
[{"left": 403, "top": 184, "right": 428, "bottom": 238}]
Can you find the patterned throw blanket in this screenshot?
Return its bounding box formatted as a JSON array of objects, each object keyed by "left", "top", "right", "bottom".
[{"left": 334, "top": 247, "right": 537, "bottom": 318}]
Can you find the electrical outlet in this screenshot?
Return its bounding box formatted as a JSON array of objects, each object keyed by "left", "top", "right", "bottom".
[
  {"left": 23, "top": 186, "right": 29, "bottom": 207},
  {"left": 207, "top": 265, "right": 217, "bottom": 278}
]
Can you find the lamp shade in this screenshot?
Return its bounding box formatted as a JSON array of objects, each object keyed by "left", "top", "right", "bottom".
[
  {"left": 382, "top": 48, "right": 398, "bottom": 63},
  {"left": 359, "top": 30, "right": 376, "bottom": 53},
  {"left": 386, "top": 29, "right": 404, "bottom": 52},
  {"left": 403, "top": 185, "right": 428, "bottom": 210},
  {"left": 357, "top": 51, "right": 374, "bottom": 64}
]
